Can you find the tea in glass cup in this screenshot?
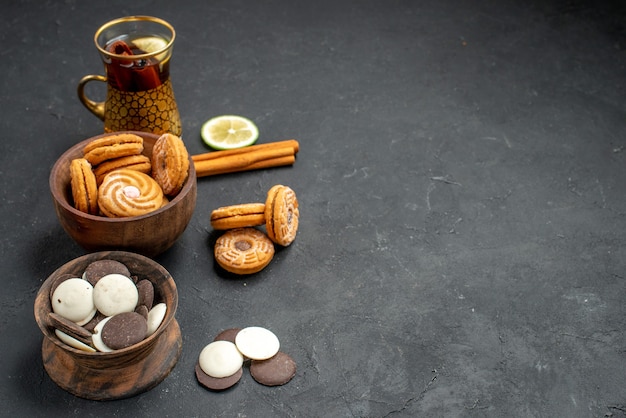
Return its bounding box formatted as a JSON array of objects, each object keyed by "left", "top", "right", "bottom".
[{"left": 78, "top": 16, "right": 182, "bottom": 136}]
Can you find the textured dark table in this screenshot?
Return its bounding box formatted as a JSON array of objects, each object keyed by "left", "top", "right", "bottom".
[{"left": 1, "top": 0, "right": 625, "bottom": 416}]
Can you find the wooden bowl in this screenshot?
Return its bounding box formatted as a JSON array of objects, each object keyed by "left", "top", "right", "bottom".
[
  {"left": 49, "top": 131, "right": 197, "bottom": 258},
  {"left": 34, "top": 251, "right": 182, "bottom": 400}
]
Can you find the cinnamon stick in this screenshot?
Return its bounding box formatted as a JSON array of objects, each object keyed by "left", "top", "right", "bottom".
[
  {"left": 192, "top": 139, "right": 299, "bottom": 162},
  {"left": 192, "top": 139, "right": 299, "bottom": 177},
  {"left": 195, "top": 155, "right": 296, "bottom": 177}
]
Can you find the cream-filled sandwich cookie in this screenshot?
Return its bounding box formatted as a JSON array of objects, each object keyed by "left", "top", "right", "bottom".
[
  {"left": 264, "top": 184, "right": 299, "bottom": 246},
  {"left": 83, "top": 133, "right": 144, "bottom": 166}
]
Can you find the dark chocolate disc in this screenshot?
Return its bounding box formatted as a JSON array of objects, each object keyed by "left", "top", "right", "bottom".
[
  {"left": 213, "top": 328, "right": 242, "bottom": 344},
  {"left": 250, "top": 351, "right": 296, "bottom": 386},
  {"left": 84, "top": 260, "right": 131, "bottom": 286},
  {"left": 136, "top": 279, "right": 155, "bottom": 310},
  {"left": 195, "top": 363, "right": 243, "bottom": 391},
  {"left": 101, "top": 311, "right": 147, "bottom": 349},
  {"left": 135, "top": 304, "right": 149, "bottom": 320}
]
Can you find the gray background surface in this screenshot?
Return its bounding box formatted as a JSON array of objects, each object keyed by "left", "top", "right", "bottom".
[{"left": 1, "top": 0, "right": 625, "bottom": 416}]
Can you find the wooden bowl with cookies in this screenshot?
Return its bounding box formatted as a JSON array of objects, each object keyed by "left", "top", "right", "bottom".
[
  {"left": 33, "top": 251, "right": 182, "bottom": 400},
  {"left": 49, "top": 131, "right": 196, "bottom": 257}
]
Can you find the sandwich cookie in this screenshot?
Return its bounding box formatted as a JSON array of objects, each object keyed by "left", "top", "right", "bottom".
[
  {"left": 210, "top": 203, "right": 266, "bottom": 230},
  {"left": 264, "top": 185, "right": 299, "bottom": 246},
  {"left": 69, "top": 158, "right": 99, "bottom": 215},
  {"left": 151, "top": 133, "right": 190, "bottom": 196},
  {"left": 93, "top": 154, "right": 152, "bottom": 185},
  {"left": 83, "top": 133, "right": 144, "bottom": 166}
]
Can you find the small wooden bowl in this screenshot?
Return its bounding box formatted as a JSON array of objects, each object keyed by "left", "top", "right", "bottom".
[
  {"left": 34, "top": 251, "right": 182, "bottom": 400},
  {"left": 49, "top": 131, "right": 197, "bottom": 258}
]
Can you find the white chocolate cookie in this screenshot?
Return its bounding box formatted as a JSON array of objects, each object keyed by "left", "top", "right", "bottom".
[
  {"left": 198, "top": 340, "right": 244, "bottom": 378},
  {"left": 146, "top": 302, "right": 167, "bottom": 336},
  {"left": 51, "top": 278, "right": 96, "bottom": 324},
  {"left": 235, "top": 326, "right": 280, "bottom": 360},
  {"left": 93, "top": 273, "right": 139, "bottom": 317}
]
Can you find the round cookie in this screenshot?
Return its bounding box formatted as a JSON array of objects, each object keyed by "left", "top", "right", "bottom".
[
  {"left": 213, "top": 328, "right": 242, "bottom": 344},
  {"left": 250, "top": 351, "right": 297, "bottom": 386},
  {"left": 210, "top": 203, "right": 266, "bottom": 230},
  {"left": 151, "top": 133, "right": 190, "bottom": 196},
  {"left": 48, "top": 312, "right": 92, "bottom": 343},
  {"left": 98, "top": 169, "right": 165, "bottom": 217},
  {"left": 51, "top": 278, "right": 96, "bottom": 325},
  {"left": 55, "top": 329, "right": 96, "bottom": 353},
  {"left": 83, "top": 133, "right": 144, "bottom": 166},
  {"left": 93, "top": 154, "right": 152, "bottom": 185},
  {"left": 136, "top": 279, "right": 155, "bottom": 310},
  {"left": 135, "top": 304, "right": 149, "bottom": 320},
  {"left": 82, "top": 311, "right": 106, "bottom": 333},
  {"left": 101, "top": 311, "right": 148, "bottom": 350},
  {"left": 235, "top": 326, "right": 280, "bottom": 360},
  {"left": 93, "top": 273, "right": 139, "bottom": 317},
  {"left": 198, "top": 340, "right": 244, "bottom": 378},
  {"left": 146, "top": 302, "right": 167, "bottom": 336},
  {"left": 214, "top": 228, "right": 275, "bottom": 275},
  {"left": 195, "top": 363, "right": 243, "bottom": 391},
  {"left": 83, "top": 259, "right": 131, "bottom": 286},
  {"left": 264, "top": 185, "right": 299, "bottom": 246},
  {"left": 92, "top": 316, "right": 114, "bottom": 352},
  {"left": 48, "top": 273, "right": 77, "bottom": 301},
  {"left": 69, "top": 158, "right": 99, "bottom": 215}
]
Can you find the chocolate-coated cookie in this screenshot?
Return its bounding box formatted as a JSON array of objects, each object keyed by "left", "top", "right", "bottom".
[
  {"left": 213, "top": 328, "right": 241, "bottom": 344},
  {"left": 195, "top": 363, "right": 243, "bottom": 391},
  {"left": 250, "top": 351, "right": 297, "bottom": 386},
  {"left": 101, "top": 311, "right": 148, "bottom": 350},
  {"left": 136, "top": 279, "right": 155, "bottom": 310},
  {"left": 83, "top": 260, "right": 131, "bottom": 286}
]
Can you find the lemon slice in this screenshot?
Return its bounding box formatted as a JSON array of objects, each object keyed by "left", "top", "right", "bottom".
[
  {"left": 201, "top": 115, "right": 259, "bottom": 150},
  {"left": 132, "top": 36, "right": 169, "bottom": 62},
  {"left": 132, "top": 36, "right": 168, "bottom": 54}
]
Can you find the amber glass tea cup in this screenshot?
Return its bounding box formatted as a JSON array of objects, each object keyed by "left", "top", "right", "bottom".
[{"left": 78, "top": 16, "right": 182, "bottom": 136}]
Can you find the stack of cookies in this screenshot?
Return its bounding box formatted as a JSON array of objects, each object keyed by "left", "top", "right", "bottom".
[
  {"left": 69, "top": 132, "right": 190, "bottom": 218},
  {"left": 210, "top": 185, "right": 299, "bottom": 275}
]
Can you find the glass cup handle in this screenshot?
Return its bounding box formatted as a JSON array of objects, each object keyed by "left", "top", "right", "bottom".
[{"left": 77, "top": 75, "right": 107, "bottom": 120}]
